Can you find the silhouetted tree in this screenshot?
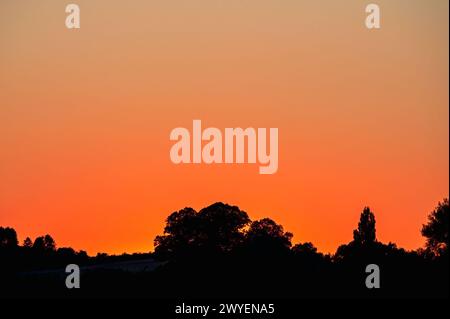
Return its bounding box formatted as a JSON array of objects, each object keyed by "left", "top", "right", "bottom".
[
  {"left": 1, "top": 201, "right": 449, "bottom": 299},
  {"left": 422, "top": 198, "right": 449, "bottom": 257},
  {"left": 292, "top": 242, "right": 318, "bottom": 256},
  {"left": 154, "top": 207, "right": 202, "bottom": 258},
  {"left": 353, "top": 207, "right": 376, "bottom": 245},
  {"left": 77, "top": 250, "right": 89, "bottom": 262},
  {"left": 32, "top": 236, "right": 45, "bottom": 250},
  {"left": 44, "top": 235, "right": 56, "bottom": 251},
  {"left": 0, "top": 226, "right": 18, "bottom": 249},
  {"left": 33, "top": 235, "right": 56, "bottom": 251},
  {"left": 334, "top": 207, "right": 379, "bottom": 262},
  {"left": 198, "top": 203, "right": 251, "bottom": 252},
  {"left": 292, "top": 242, "right": 328, "bottom": 265},
  {"left": 244, "top": 218, "right": 292, "bottom": 254},
  {"left": 154, "top": 202, "right": 250, "bottom": 258},
  {"left": 23, "top": 237, "right": 33, "bottom": 248}
]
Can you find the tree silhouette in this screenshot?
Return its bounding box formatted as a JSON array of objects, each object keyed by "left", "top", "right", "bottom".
[
  {"left": 334, "top": 207, "right": 380, "bottom": 262},
  {"left": 422, "top": 198, "right": 449, "bottom": 257},
  {"left": 154, "top": 207, "right": 199, "bottom": 257},
  {"left": 292, "top": 242, "right": 327, "bottom": 265},
  {"left": 244, "top": 218, "right": 292, "bottom": 254},
  {"left": 154, "top": 202, "right": 250, "bottom": 258},
  {"left": 1, "top": 200, "right": 449, "bottom": 299},
  {"left": 0, "top": 226, "right": 18, "bottom": 249},
  {"left": 292, "top": 242, "right": 318, "bottom": 256},
  {"left": 32, "top": 235, "right": 56, "bottom": 251},
  {"left": 353, "top": 207, "right": 376, "bottom": 245},
  {"left": 57, "top": 247, "right": 76, "bottom": 259},
  {"left": 197, "top": 202, "right": 250, "bottom": 252},
  {"left": 23, "top": 237, "right": 33, "bottom": 248}
]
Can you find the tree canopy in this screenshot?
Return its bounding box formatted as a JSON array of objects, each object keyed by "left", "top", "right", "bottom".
[
  {"left": 422, "top": 198, "right": 449, "bottom": 257},
  {"left": 0, "top": 226, "right": 18, "bottom": 249},
  {"left": 353, "top": 207, "right": 376, "bottom": 245},
  {"left": 154, "top": 202, "right": 250, "bottom": 258}
]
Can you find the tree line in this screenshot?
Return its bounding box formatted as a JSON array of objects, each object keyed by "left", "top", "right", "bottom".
[{"left": 0, "top": 199, "right": 448, "bottom": 298}]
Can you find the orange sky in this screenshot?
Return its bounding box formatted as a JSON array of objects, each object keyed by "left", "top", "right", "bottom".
[{"left": 0, "top": 0, "right": 448, "bottom": 255}]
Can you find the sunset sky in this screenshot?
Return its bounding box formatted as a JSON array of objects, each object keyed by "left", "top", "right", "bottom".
[{"left": 1, "top": 0, "right": 448, "bottom": 255}]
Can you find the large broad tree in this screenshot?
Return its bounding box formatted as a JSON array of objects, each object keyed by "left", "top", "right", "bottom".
[
  {"left": 154, "top": 202, "right": 250, "bottom": 258},
  {"left": 244, "top": 218, "right": 292, "bottom": 253}
]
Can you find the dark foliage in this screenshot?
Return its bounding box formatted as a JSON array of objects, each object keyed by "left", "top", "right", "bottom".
[
  {"left": 422, "top": 198, "right": 449, "bottom": 257},
  {"left": 1, "top": 200, "right": 448, "bottom": 298}
]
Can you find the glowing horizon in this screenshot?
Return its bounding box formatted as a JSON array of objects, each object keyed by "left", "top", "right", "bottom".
[{"left": 0, "top": 0, "right": 448, "bottom": 255}]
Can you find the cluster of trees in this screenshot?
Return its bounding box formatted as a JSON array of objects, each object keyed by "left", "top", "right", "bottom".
[
  {"left": 421, "top": 199, "right": 449, "bottom": 257},
  {"left": 0, "top": 229, "right": 57, "bottom": 252},
  {"left": 154, "top": 203, "right": 294, "bottom": 259},
  {"left": 0, "top": 229, "right": 90, "bottom": 273},
  {"left": 153, "top": 200, "right": 449, "bottom": 261},
  {"left": 0, "top": 199, "right": 448, "bottom": 298},
  {"left": 149, "top": 200, "right": 448, "bottom": 298}
]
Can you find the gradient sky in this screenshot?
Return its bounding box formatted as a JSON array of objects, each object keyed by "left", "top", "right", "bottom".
[{"left": 1, "top": 0, "right": 448, "bottom": 255}]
